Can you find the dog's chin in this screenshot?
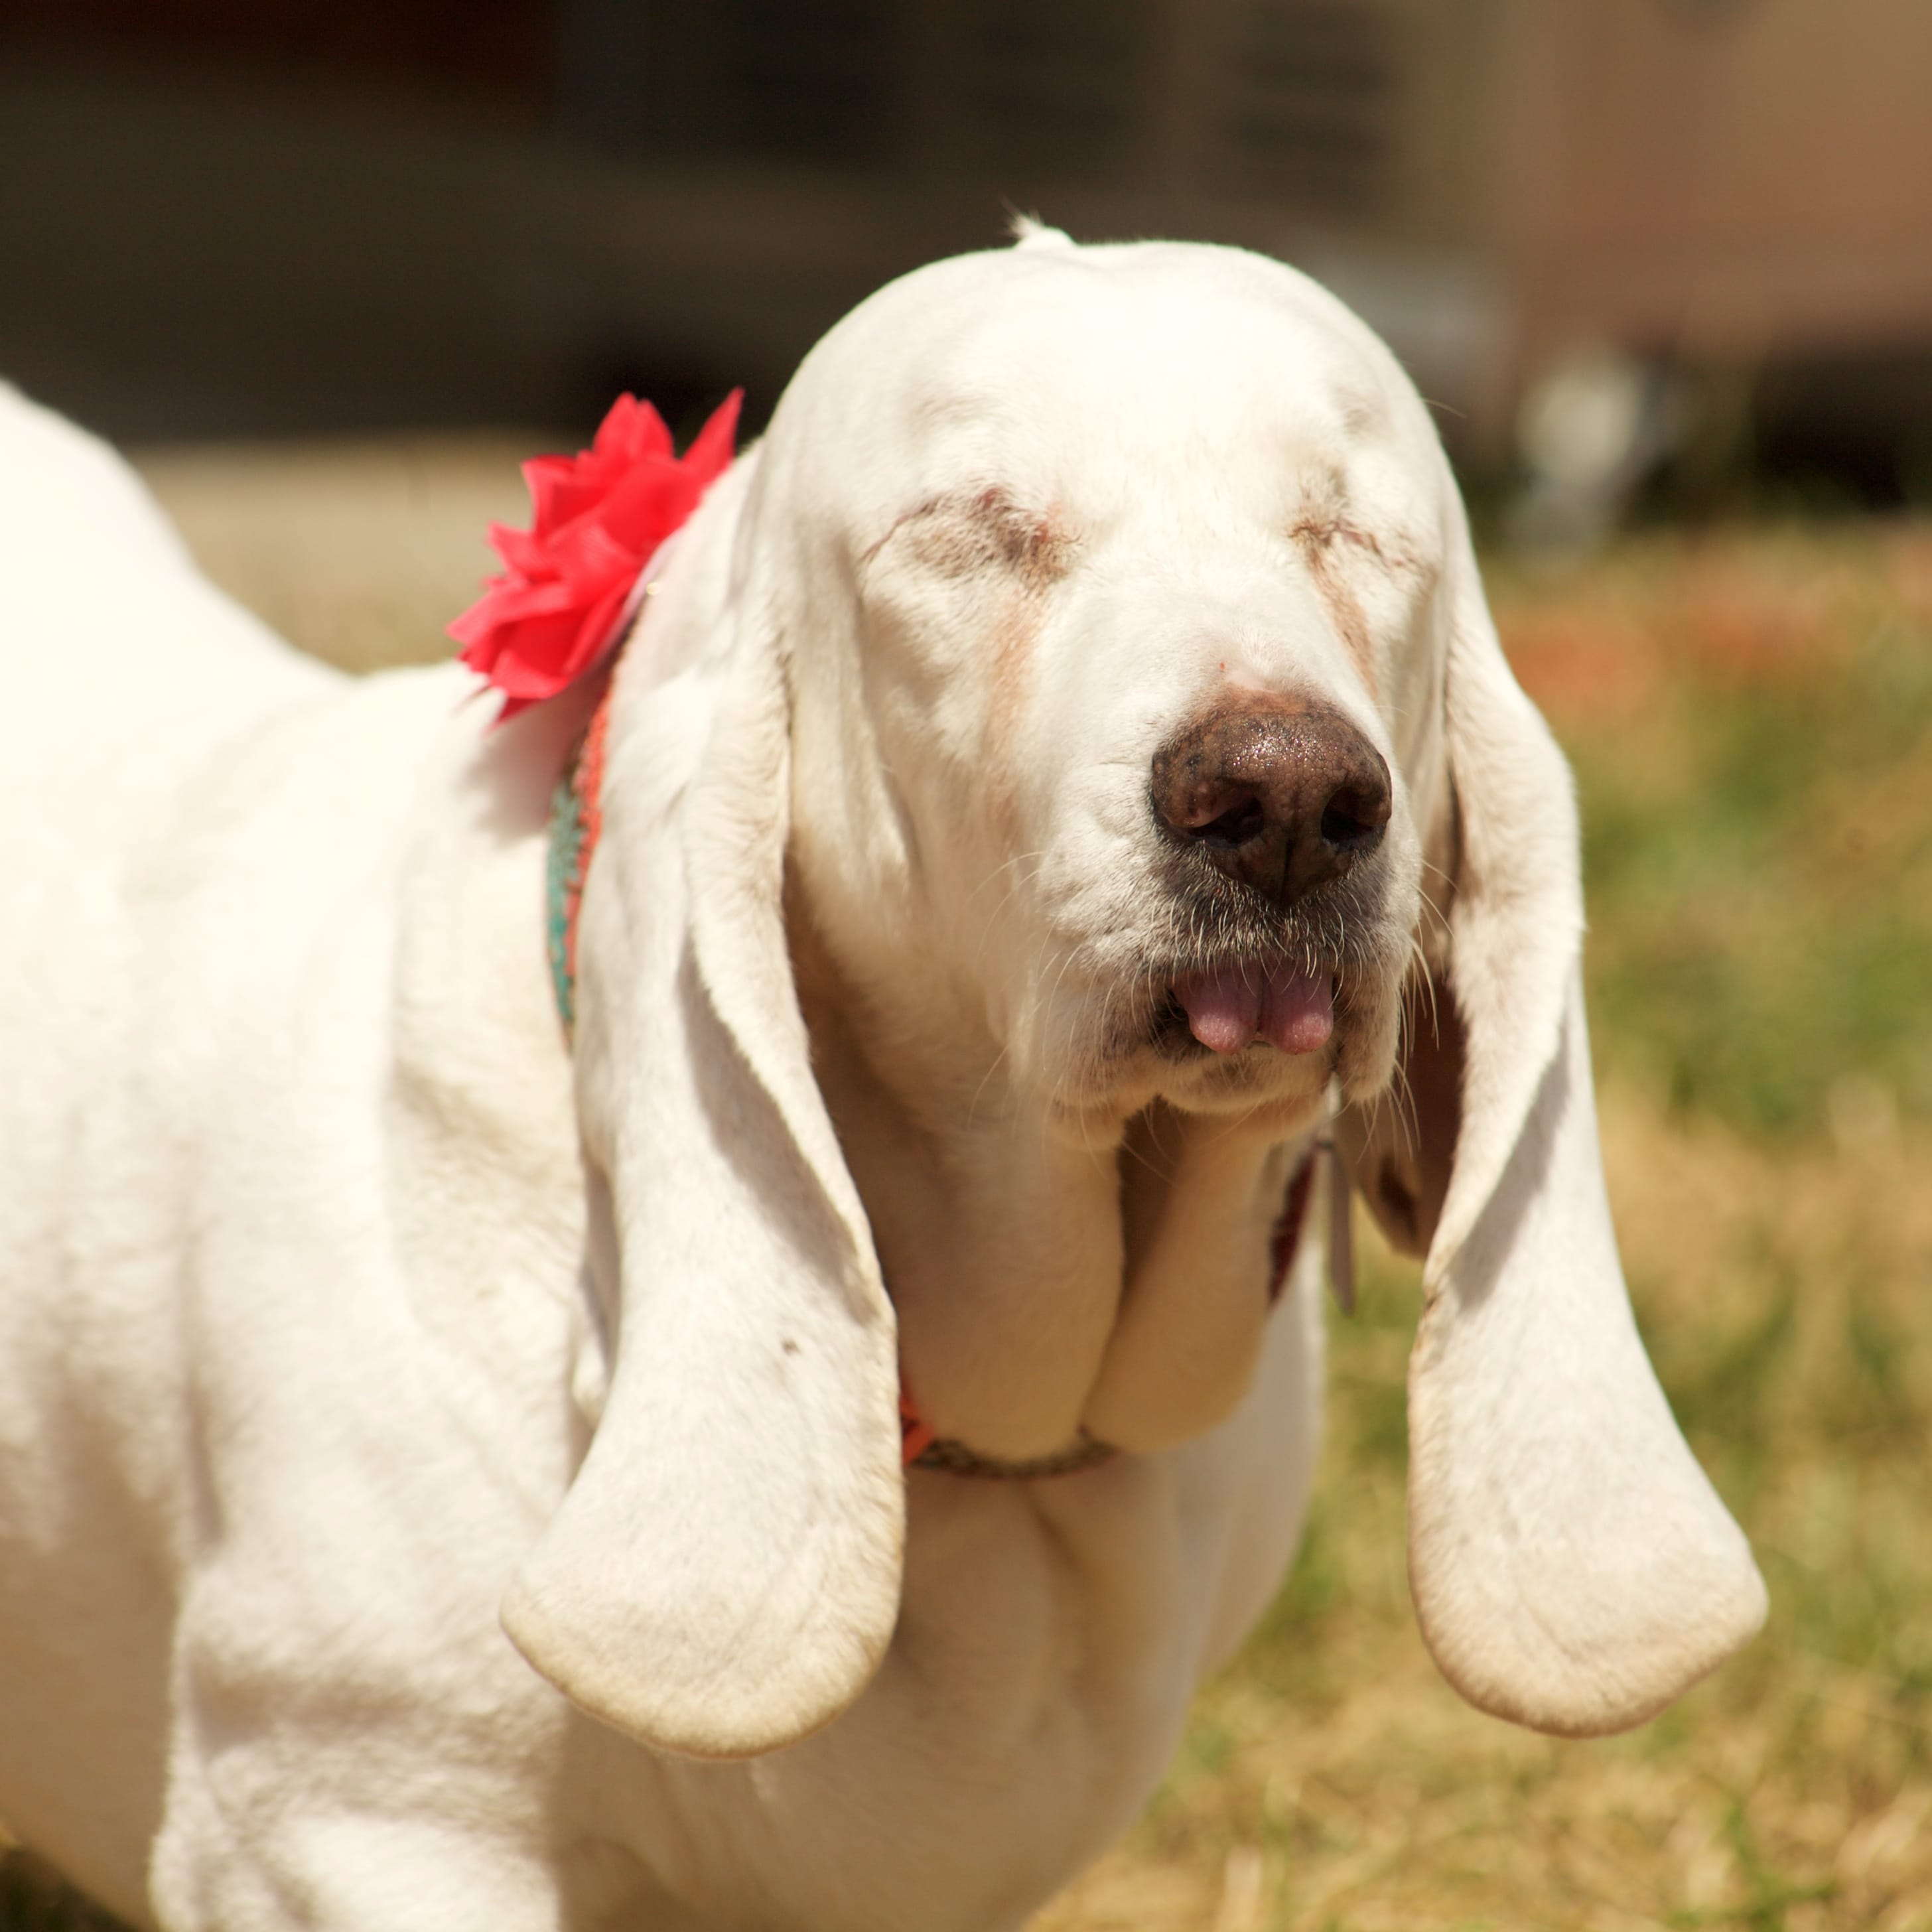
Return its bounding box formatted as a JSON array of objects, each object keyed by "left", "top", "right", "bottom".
[
  {"left": 1150, "top": 974, "right": 1399, "bottom": 1115},
  {"left": 1133, "top": 989, "right": 1328, "bottom": 1107},
  {"left": 1036, "top": 963, "right": 1403, "bottom": 1125},
  {"left": 1017, "top": 868, "right": 1413, "bottom": 1121}
]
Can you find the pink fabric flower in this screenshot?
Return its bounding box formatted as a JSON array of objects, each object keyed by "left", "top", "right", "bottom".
[{"left": 450, "top": 390, "right": 742, "bottom": 720}]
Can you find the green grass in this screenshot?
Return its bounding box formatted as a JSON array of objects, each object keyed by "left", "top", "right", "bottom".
[{"left": 1506, "top": 529, "right": 1932, "bottom": 1141}]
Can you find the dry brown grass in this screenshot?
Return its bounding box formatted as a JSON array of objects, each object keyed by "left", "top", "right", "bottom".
[{"left": 5, "top": 440, "right": 1929, "bottom": 1931}]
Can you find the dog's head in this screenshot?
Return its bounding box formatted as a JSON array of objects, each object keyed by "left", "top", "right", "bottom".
[
  {"left": 501, "top": 234, "right": 1764, "bottom": 1759},
  {"left": 764, "top": 236, "right": 1446, "bottom": 1132}
]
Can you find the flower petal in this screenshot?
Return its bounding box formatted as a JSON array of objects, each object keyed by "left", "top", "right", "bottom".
[{"left": 449, "top": 389, "right": 743, "bottom": 724}]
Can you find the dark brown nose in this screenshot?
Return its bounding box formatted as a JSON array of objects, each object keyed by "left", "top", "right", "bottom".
[{"left": 1150, "top": 697, "right": 1392, "bottom": 908}]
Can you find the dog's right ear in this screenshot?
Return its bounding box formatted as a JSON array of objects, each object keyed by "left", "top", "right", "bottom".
[
  {"left": 500, "top": 453, "right": 906, "bottom": 1760},
  {"left": 1336, "top": 484, "right": 1765, "bottom": 1738}
]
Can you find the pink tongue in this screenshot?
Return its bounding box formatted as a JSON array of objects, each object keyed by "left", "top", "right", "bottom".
[{"left": 1176, "top": 963, "right": 1334, "bottom": 1056}]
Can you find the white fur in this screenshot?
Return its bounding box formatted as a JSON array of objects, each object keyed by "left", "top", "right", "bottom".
[{"left": 0, "top": 237, "right": 1763, "bottom": 1932}]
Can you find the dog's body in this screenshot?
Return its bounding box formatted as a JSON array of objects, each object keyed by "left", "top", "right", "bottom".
[{"left": 0, "top": 235, "right": 1763, "bottom": 1932}]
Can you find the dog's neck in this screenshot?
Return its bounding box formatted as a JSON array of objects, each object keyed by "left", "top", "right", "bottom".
[{"left": 786, "top": 877, "right": 1322, "bottom": 1463}]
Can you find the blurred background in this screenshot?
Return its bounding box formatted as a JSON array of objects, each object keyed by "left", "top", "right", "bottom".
[
  {"left": 5, "top": 0, "right": 1932, "bottom": 516},
  {"left": 3, "top": 3, "right": 1931, "bottom": 1929}
]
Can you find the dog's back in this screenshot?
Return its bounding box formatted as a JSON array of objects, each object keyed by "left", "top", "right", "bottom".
[{"left": 0, "top": 386, "right": 335, "bottom": 811}]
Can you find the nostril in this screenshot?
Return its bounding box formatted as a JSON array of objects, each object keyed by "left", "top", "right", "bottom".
[
  {"left": 1159, "top": 774, "right": 1271, "bottom": 847},
  {"left": 1193, "top": 794, "right": 1267, "bottom": 847},
  {"left": 1318, "top": 786, "right": 1389, "bottom": 855}
]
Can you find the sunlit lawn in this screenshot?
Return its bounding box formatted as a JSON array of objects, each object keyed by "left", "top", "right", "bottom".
[{"left": 4, "top": 442, "right": 1929, "bottom": 1931}]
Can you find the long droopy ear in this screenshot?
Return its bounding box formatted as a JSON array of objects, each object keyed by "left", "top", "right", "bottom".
[
  {"left": 1338, "top": 491, "right": 1766, "bottom": 1737},
  {"left": 501, "top": 456, "right": 906, "bottom": 1758}
]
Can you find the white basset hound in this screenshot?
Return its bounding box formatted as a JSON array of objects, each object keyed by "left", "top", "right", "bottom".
[{"left": 0, "top": 229, "right": 1764, "bottom": 1932}]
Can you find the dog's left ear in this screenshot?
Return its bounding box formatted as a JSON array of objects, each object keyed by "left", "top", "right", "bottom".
[
  {"left": 1338, "top": 482, "right": 1766, "bottom": 1736},
  {"left": 500, "top": 457, "right": 905, "bottom": 1759}
]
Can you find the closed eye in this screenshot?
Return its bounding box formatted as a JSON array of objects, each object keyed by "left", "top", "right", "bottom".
[{"left": 863, "top": 486, "right": 1078, "bottom": 586}]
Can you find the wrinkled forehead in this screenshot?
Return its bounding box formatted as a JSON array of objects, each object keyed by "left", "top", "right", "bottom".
[{"left": 774, "top": 242, "right": 1444, "bottom": 533}]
